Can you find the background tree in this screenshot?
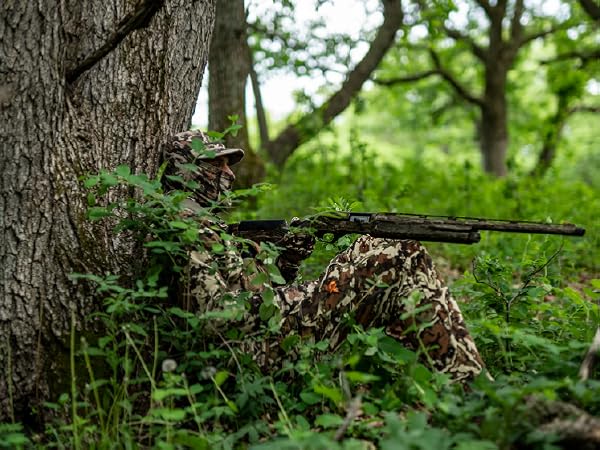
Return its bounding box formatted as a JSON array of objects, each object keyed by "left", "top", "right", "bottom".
[
  {"left": 376, "top": 0, "right": 578, "bottom": 176},
  {"left": 532, "top": 28, "right": 599, "bottom": 176},
  {"left": 207, "top": 0, "right": 403, "bottom": 179},
  {"left": 208, "top": 0, "right": 265, "bottom": 187},
  {"left": 0, "top": 0, "right": 216, "bottom": 423},
  {"left": 578, "top": 0, "right": 600, "bottom": 21}
]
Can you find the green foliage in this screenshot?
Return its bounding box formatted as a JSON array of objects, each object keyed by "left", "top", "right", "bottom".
[
  {"left": 0, "top": 424, "right": 30, "bottom": 449},
  {"left": 6, "top": 120, "right": 599, "bottom": 448}
]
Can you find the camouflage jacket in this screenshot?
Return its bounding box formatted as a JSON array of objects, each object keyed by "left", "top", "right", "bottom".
[{"left": 184, "top": 211, "right": 314, "bottom": 317}]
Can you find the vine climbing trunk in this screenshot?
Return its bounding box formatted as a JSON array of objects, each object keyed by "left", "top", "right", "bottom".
[{"left": 0, "top": 0, "right": 216, "bottom": 424}]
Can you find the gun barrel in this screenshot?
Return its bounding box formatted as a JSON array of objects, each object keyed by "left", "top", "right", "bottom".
[{"left": 368, "top": 213, "right": 585, "bottom": 237}]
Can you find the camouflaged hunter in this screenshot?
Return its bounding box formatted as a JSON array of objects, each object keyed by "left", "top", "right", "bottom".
[{"left": 164, "top": 130, "right": 485, "bottom": 382}]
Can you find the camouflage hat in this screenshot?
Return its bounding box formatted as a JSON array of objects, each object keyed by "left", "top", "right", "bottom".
[{"left": 171, "top": 130, "right": 245, "bottom": 166}]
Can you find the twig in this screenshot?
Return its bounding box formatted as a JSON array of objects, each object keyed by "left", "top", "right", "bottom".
[
  {"left": 334, "top": 396, "right": 362, "bottom": 441},
  {"left": 471, "top": 260, "right": 504, "bottom": 298}
]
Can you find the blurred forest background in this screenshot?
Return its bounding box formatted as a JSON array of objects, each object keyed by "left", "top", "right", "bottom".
[
  {"left": 203, "top": 0, "right": 599, "bottom": 279},
  {"left": 204, "top": 0, "right": 598, "bottom": 239}
]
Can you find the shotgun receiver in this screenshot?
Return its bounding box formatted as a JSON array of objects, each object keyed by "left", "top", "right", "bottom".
[{"left": 231, "top": 212, "right": 586, "bottom": 245}]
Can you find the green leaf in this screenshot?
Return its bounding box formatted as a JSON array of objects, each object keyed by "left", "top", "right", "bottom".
[
  {"left": 251, "top": 272, "right": 269, "bottom": 287},
  {"left": 266, "top": 264, "right": 286, "bottom": 284},
  {"left": 115, "top": 165, "right": 131, "bottom": 177},
  {"left": 213, "top": 370, "right": 229, "bottom": 387},
  {"left": 315, "top": 340, "right": 329, "bottom": 351},
  {"left": 86, "top": 379, "right": 109, "bottom": 391},
  {"left": 100, "top": 172, "right": 119, "bottom": 187},
  {"left": 169, "top": 220, "right": 190, "bottom": 229},
  {"left": 166, "top": 174, "right": 184, "bottom": 183},
  {"left": 172, "top": 431, "right": 209, "bottom": 449},
  {"left": 126, "top": 323, "right": 148, "bottom": 337},
  {"left": 411, "top": 364, "right": 433, "bottom": 383},
  {"left": 206, "top": 130, "right": 224, "bottom": 139},
  {"left": 153, "top": 388, "right": 188, "bottom": 402},
  {"left": 455, "top": 440, "right": 498, "bottom": 450},
  {"left": 182, "top": 228, "right": 198, "bottom": 243},
  {"left": 98, "top": 336, "right": 112, "bottom": 348},
  {"left": 83, "top": 175, "right": 100, "bottom": 188},
  {"left": 153, "top": 407, "right": 186, "bottom": 421},
  {"left": 190, "top": 137, "right": 206, "bottom": 151},
  {"left": 378, "top": 336, "right": 417, "bottom": 363},
  {"left": 259, "top": 303, "right": 276, "bottom": 321},
  {"left": 280, "top": 334, "right": 300, "bottom": 352},
  {"left": 345, "top": 371, "right": 380, "bottom": 383},
  {"left": 262, "top": 287, "right": 274, "bottom": 304},
  {"left": 82, "top": 346, "right": 105, "bottom": 357},
  {"left": 299, "top": 391, "right": 321, "bottom": 405},
  {"left": 168, "top": 307, "right": 194, "bottom": 319},
  {"left": 226, "top": 400, "right": 239, "bottom": 413},
  {"left": 313, "top": 383, "right": 343, "bottom": 406},
  {"left": 315, "top": 413, "right": 344, "bottom": 428},
  {"left": 87, "top": 207, "right": 113, "bottom": 221},
  {"left": 295, "top": 414, "right": 310, "bottom": 430},
  {"left": 211, "top": 243, "right": 225, "bottom": 253}
]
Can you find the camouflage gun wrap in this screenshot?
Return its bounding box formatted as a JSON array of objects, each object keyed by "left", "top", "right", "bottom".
[{"left": 231, "top": 212, "right": 586, "bottom": 245}]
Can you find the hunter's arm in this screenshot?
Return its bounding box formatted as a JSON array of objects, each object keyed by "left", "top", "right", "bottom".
[{"left": 229, "top": 222, "right": 316, "bottom": 283}]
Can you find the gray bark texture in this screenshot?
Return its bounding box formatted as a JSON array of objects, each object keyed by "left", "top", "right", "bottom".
[
  {"left": 208, "top": 0, "right": 265, "bottom": 187},
  {"left": 0, "top": 0, "right": 216, "bottom": 424}
]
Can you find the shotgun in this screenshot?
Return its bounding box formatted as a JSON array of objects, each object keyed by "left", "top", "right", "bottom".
[{"left": 230, "top": 212, "right": 586, "bottom": 245}]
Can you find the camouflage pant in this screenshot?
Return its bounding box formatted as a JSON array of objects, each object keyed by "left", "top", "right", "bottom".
[{"left": 253, "top": 236, "right": 484, "bottom": 381}]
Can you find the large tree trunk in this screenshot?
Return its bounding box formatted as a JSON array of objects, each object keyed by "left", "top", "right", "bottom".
[
  {"left": 208, "top": 0, "right": 265, "bottom": 187},
  {"left": 0, "top": 0, "right": 215, "bottom": 424}
]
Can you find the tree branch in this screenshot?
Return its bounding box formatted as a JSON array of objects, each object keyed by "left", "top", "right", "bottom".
[
  {"left": 443, "top": 26, "right": 487, "bottom": 61},
  {"left": 570, "top": 105, "right": 600, "bottom": 114},
  {"left": 264, "top": 0, "right": 404, "bottom": 168},
  {"left": 578, "top": 0, "right": 600, "bottom": 21},
  {"left": 428, "top": 49, "right": 485, "bottom": 108},
  {"left": 542, "top": 49, "right": 600, "bottom": 67},
  {"left": 518, "top": 24, "right": 566, "bottom": 48},
  {"left": 373, "top": 69, "right": 440, "bottom": 85},
  {"left": 66, "top": 0, "right": 165, "bottom": 84},
  {"left": 509, "top": 0, "right": 525, "bottom": 44},
  {"left": 473, "top": 0, "right": 494, "bottom": 17}
]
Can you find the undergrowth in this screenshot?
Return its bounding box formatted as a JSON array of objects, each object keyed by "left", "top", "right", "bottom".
[{"left": 2, "top": 131, "right": 599, "bottom": 449}]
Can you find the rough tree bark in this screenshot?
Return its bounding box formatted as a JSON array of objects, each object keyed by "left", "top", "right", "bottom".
[
  {"left": 208, "top": 0, "right": 265, "bottom": 187},
  {"left": 0, "top": 0, "right": 216, "bottom": 424}
]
